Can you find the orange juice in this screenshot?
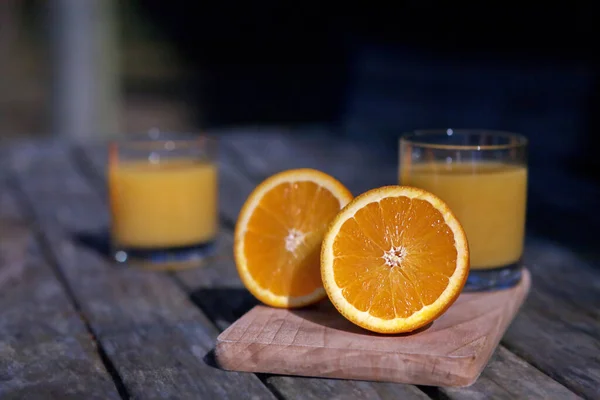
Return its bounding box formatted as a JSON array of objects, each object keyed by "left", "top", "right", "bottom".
[
  {"left": 109, "top": 159, "right": 218, "bottom": 248},
  {"left": 400, "top": 162, "right": 527, "bottom": 269}
]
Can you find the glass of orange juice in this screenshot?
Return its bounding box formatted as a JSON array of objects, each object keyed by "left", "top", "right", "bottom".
[
  {"left": 399, "top": 129, "right": 528, "bottom": 291},
  {"left": 108, "top": 132, "right": 218, "bottom": 269}
]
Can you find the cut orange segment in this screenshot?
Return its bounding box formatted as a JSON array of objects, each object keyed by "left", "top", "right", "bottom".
[
  {"left": 234, "top": 169, "right": 353, "bottom": 308},
  {"left": 321, "top": 186, "right": 469, "bottom": 333}
]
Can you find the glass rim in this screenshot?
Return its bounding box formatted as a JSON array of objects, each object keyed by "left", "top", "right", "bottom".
[
  {"left": 110, "top": 131, "right": 216, "bottom": 151},
  {"left": 399, "top": 129, "right": 528, "bottom": 151}
]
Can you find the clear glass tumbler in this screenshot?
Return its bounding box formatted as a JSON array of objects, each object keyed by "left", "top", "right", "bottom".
[
  {"left": 108, "top": 132, "right": 218, "bottom": 270},
  {"left": 399, "top": 129, "right": 528, "bottom": 291}
]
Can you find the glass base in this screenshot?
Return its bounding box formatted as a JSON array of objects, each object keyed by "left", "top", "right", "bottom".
[
  {"left": 463, "top": 262, "right": 522, "bottom": 292},
  {"left": 113, "top": 241, "right": 216, "bottom": 271}
]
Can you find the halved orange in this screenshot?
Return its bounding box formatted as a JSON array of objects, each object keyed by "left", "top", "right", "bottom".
[
  {"left": 321, "top": 186, "right": 469, "bottom": 333},
  {"left": 234, "top": 169, "right": 353, "bottom": 308}
]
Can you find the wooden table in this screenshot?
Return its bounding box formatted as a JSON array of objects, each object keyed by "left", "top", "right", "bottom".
[{"left": 0, "top": 129, "right": 598, "bottom": 400}]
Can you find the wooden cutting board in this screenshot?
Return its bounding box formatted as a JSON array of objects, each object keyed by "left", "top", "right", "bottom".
[{"left": 215, "top": 269, "right": 530, "bottom": 387}]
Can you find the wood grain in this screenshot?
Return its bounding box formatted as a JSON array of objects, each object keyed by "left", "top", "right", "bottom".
[
  {"left": 77, "top": 135, "right": 592, "bottom": 399},
  {"left": 215, "top": 135, "right": 586, "bottom": 399},
  {"left": 6, "top": 142, "right": 276, "bottom": 400},
  {"left": 443, "top": 347, "right": 581, "bottom": 399},
  {"left": 224, "top": 131, "right": 600, "bottom": 399},
  {"left": 3, "top": 131, "right": 595, "bottom": 399},
  {"left": 216, "top": 270, "right": 530, "bottom": 387},
  {"left": 186, "top": 234, "right": 581, "bottom": 400},
  {"left": 102, "top": 322, "right": 275, "bottom": 400},
  {"left": 0, "top": 177, "right": 120, "bottom": 399},
  {"left": 78, "top": 141, "right": 432, "bottom": 400}
]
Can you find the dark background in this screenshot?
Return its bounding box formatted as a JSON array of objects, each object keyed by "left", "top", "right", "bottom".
[
  {"left": 2, "top": 1, "right": 597, "bottom": 176},
  {"left": 138, "top": 1, "right": 598, "bottom": 176}
]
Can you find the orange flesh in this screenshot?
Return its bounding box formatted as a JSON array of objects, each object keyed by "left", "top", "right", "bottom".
[
  {"left": 243, "top": 181, "right": 343, "bottom": 297},
  {"left": 332, "top": 197, "right": 457, "bottom": 320}
]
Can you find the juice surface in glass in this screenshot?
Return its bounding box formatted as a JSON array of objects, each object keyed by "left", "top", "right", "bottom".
[
  {"left": 400, "top": 161, "right": 527, "bottom": 269},
  {"left": 109, "top": 159, "right": 218, "bottom": 249}
]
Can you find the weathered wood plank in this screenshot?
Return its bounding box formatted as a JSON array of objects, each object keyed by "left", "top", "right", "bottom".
[
  {"left": 102, "top": 322, "right": 273, "bottom": 400},
  {"left": 502, "top": 301, "right": 600, "bottom": 399},
  {"left": 6, "top": 141, "right": 276, "bottom": 400},
  {"left": 79, "top": 135, "right": 595, "bottom": 399},
  {"left": 264, "top": 376, "right": 432, "bottom": 400},
  {"left": 78, "top": 140, "right": 432, "bottom": 400},
  {"left": 223, "top": 130, "right": 398, "bottom": 196},
  {"left": 522, "top": 242, "right": 600, "bottom": 325},
  {"left": 180, "top": 228, "right": 584, "bottom": 400},
  {"left": 188, "top": 139, "right": 581, "bottom": 400},
  {"left": 0, "top": 197, "right": 84, "bottom": 341},
  {"left": 0, "top": 335, "right": 119, "bottom": 400},
  {"left": 221, "top": 131, "right": 591, "bottom": 399},
  {"left": 0, "top": 176, "right": 120, "bottom": 399},
  {"left": 443, "top": 347, "right": 581, "bottom": 400}
]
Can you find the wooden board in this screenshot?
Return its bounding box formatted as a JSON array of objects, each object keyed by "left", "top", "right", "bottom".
[
  {"left": 78, "top": 142, "right": 432, "bottom": 400},
  {"left": 216, "top": 269, "right": 531, "bottom": 387},
  {"left": 222, "top": 133, "right": 599, "bottom": 398}
]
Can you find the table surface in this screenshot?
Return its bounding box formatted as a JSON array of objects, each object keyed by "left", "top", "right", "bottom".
[{"left": 0, "top": 129, "right": 598, "bottom": 400}]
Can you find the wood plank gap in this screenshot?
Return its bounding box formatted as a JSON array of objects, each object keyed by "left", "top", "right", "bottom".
[
  {"left": 75, "top": 137, "right": 581, "bottom": 399},
  {"left": 71, "top": 144, "right": 282, "bottom": 400},
  {"left": 417, "top": 386, "right": 454, "bottom": 400},
  {"left": 219, "top": 132, "right": 586, "bottom": 400},
  {"left": 255, "top": 373, "right": 295, "bottom": 400},
  {"left": 10, "top": 142, "right": 276, "bottom": 399},
  {"left": 499, "top": 341, "right": 591, "bottom": 400},
  {"left": 74, "top": 142, "right": 435, "bottom": 400},
  {"left": 0, "top": 173, "right": 121, "bottom": 399},
  {"left": 166, "top": 271, "right": 291, "bottom": 400},
  {"left": 7, "top": 175, "right": 131, "bottom": 400}
]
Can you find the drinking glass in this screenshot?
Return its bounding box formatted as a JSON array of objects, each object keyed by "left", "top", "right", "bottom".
[
  {"left": 108, "top": 132, "right": 218, "bottom": 269},
  {"left": 399, "top": 129, "right": 528, "bottom": 291}
]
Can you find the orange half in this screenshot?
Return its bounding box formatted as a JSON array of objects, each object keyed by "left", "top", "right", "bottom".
[
  {"left": 234, "top": 169, "right": 353, "bottom": 308},
  {"left": 321, "top": 186, "right": 469, "bottom": 333}
]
